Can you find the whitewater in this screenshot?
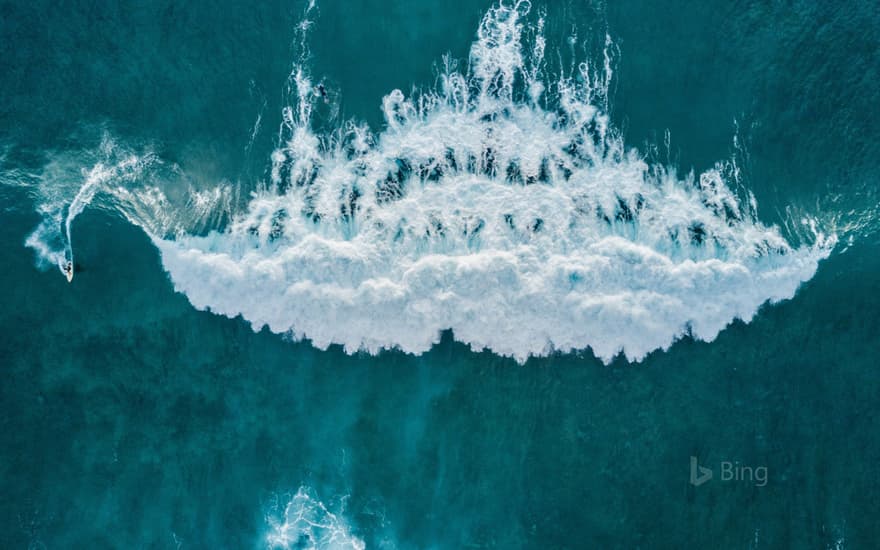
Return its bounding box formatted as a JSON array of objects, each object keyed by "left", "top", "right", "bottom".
[{"left": 23, "top": 1, "right": 834, "bottom": 364}]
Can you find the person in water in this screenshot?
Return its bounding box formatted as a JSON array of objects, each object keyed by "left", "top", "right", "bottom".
[
  {"left": 315, "top": 84, "right": 329, "bottom": 104},
  {"left": 62, "top": 261, "right": 74, "bottom": 282}
]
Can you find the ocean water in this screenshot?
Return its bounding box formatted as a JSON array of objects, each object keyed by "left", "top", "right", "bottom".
[{"left": 1, "top": 0, "right": 878, "bottom": 548}]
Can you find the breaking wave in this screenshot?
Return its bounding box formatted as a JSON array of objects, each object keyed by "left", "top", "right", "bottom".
[{"left": 23, "top": 1, "right": 835, "bottom": 363}]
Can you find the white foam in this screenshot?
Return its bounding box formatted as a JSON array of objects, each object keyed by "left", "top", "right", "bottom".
[
  {"left": 152, "top": 2, "right": 833, "bottom": 363},
  {"left": 265, "top": 487, "right": 365, "bottom": 550},
  {"left": 25, "top": 2, "right": 834, "bottom": 363}
]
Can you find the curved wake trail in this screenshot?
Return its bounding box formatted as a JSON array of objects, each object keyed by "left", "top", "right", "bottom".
[
  {"left": 24, "top": 1, "right": 838, "bottom": 363},
  {"left": 21, "top": 135, "right": 234, "bottom": 280},
  {"left": 23, "top": 140, "right": 157, "bottom": 280}
]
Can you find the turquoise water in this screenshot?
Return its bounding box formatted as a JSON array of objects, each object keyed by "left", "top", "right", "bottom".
[{"left": 1, "top": 1, "right": 879, "bottom": 548}]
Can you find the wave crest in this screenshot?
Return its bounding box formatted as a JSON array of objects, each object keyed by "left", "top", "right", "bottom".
[
  {"left": 25, "top": 1, "right": 834, "bottom": 363},
  {"left": 156, "top": 2, "right": 832, "bottom": 363}
]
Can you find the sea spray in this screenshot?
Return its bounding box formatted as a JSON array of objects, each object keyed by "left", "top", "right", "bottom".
[{"left": 24, "top": 1, "right": 834, "bottom": 363}]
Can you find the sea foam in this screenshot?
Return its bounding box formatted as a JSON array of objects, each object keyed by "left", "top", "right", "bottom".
[
  {"left": 154, "top": 2, "right": 832, "bottom": 362},
  {"left": 27, "top": 1, "right": 834, "bottom": 363},
  {"left": 265, "top": 487, "right": 365, "bottom": 550}
]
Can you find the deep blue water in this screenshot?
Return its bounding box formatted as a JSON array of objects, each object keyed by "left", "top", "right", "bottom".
[{"left": 1, "top": 1, "right": 879, "bottom": 548}]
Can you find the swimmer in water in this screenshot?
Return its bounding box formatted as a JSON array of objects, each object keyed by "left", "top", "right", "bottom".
[{"left": 315, "top": 84, "right": 329, "bottom": 104}]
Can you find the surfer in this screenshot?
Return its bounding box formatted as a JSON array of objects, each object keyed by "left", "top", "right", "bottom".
[{"left": 62, "top": 261, "right": 73, "bottom": 283}]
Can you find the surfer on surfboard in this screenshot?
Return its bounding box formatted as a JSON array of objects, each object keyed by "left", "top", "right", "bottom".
[{"left": 62, "top": 260, "right": 73, "bottom": 283}]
